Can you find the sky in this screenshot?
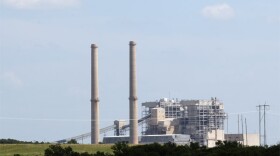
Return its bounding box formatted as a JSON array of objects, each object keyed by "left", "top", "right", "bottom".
[{"left": 0, "top": 0, "right": 279, "bottom": 145}]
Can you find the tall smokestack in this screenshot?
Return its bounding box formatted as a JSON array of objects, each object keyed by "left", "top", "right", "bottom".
[
  {"left": 129, "top": 41, "right": 138, "bottom": 144},
  {"left": 91, "top": 44, "right": 99, "bottom": 144}
]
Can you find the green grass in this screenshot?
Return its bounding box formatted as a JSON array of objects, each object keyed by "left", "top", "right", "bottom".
[{"left": 0, "top": 144, "right": 113, "bottom": 156}]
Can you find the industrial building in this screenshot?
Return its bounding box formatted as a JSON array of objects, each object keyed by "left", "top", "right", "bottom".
[
  {"left": 102, "top": 97, "right": 226, "bottom": 146},
  {"left": 225, "top": 134, "right": 260, "bottom": 146},
  {"left": 140, "top": 97, "right": 226, "bottom": 147}
]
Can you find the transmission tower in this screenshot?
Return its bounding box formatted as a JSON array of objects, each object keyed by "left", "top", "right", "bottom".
[{"left": 256, "top": 103, "right": 270, "bottom": 146}]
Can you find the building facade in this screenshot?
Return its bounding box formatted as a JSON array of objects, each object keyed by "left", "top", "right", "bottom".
[{"left": 142, "top": 98, "right": 226, "bottom": 146}]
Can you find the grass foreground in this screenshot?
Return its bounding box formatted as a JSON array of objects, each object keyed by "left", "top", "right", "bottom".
[{"left": 0, "top": 144, "right": 113, "bottom": 156}]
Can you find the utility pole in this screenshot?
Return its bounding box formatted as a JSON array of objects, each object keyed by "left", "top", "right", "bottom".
[
  {"left": 263, "top": 103, "right": 269, "bottom": 146},
  {"left": 256, "top": 104, "right": 270, "bottom": 146},
  {"left": 241, "top": 114, "right": 244, "bottom": 145},
  {"left": 257, "top": 105, "right": 262, "bottom": 146},
  {"left": 245, "top": 118, "right": 248, "bottom": 146},
  {"left": 238, "top": 114, "right": 240, "bottom": 134}
]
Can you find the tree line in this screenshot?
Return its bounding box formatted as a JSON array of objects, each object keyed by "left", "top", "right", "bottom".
[
  {"left": 0, "top": 138, "right": 77, "bottom": 144},
  {"left": 44, "top": 141, "right": 279, "bottom": 156},
  {"left": 5, "top": 139, "right": 280, "bottom": 156},
  {"left": 0, "top": 138, "right": 45, "bottom": 144}
]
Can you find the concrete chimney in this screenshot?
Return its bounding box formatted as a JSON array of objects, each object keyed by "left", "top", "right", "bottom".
[
  {"left": 91, "top": 44, "right": 99, "bottom": 144},
  {"left": 129, "top": 41, "right": 138, "bottom": 144}
]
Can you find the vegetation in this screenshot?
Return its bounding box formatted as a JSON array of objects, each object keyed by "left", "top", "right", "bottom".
[
  {"left": 44, "top": 144, "right": 112, "bottom": 156},
  {"left": 67, "top": 139, "right": 78, "bottom": 144},
  {"left": 0, "top": 138, "right": 45, "bottom": 144},
  {"left": 0, "top": 144, "right": 112, "bottom": 156},
  {"left": 1, "top": 140, "right": 279, "bottom": 156},
  {"left": 43, "top": 141, "right": 280, "bottom": 156},
  {"left": 110, "top": 141, "right": 280, "bottom": 156}
]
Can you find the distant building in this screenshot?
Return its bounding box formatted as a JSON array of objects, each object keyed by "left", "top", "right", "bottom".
[{"left": 225, "top": 134, "right": 260, "bottom": 146}]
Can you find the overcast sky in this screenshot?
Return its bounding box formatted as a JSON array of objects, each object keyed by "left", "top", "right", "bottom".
[{"left": 0, "top": 0, "right": 279, "bottom": 145}]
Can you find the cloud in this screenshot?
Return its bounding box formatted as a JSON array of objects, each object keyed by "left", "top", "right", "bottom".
[
  {"left": 2, "top": 0, "right": 80, "bottom": 9},
  {"left": 202, "top": 3, "right": 235, "bottom": 20},
  {"left": 0, "top": 71, "right": 23, "bottom": 88}
]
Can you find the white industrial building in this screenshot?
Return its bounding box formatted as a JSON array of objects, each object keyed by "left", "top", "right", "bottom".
[
  {"left": 140, "top": 98, "right": 260, "bottom": 147},
  {"left": 141, "top": 97, "right": 226, "bottom": 147},
  {"left": 225, "top": 134, "right": 260, "bottom": 146}
]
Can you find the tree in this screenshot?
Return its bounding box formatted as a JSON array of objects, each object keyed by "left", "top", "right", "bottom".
[
  {"left": 67, "top": 139, "right": 78, "bottom": 144},
  {"left": 111, "top": 142, "right": 129, "bottom": 156},
  {"left": 44, "top": 144, "right": 80, "bottom": 156}
]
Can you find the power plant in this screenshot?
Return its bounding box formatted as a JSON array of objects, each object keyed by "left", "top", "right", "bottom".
[
  {"left": 103, "top": 97, "right": 227, "bottom": 147},
  {"left": 56, "top": 41, "right": 260, "bottom": 147}
]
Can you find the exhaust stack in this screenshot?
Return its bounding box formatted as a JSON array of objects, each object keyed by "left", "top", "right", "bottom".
[
  {"left": 129, "top": 41, "right": 138, "bottom": 144},
  {"left": 91, "top": 44, "right": 99, "bottom": 144}
]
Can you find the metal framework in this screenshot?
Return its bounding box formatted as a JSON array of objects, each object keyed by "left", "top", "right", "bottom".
[{"left": 141, "top": 98, "right": 226, "bottom": 146}]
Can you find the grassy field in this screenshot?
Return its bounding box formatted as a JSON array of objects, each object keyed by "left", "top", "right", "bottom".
[{"left": 0, "top": 144, "right": 113, "bottom": 156}]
